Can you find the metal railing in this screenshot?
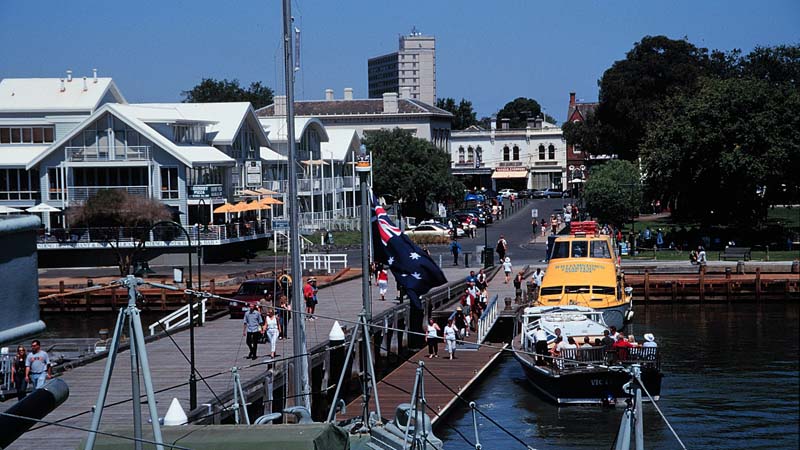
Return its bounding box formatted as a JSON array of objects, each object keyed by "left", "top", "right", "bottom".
[
  {"left": 300, "top": 253, "right": 348, "bottom": 273},
  {"left": 148, "top": 299, "right": 207, "bottom": 336},
  {"left": 476, "top": 294, "right": 500, "bottom": 343},
  {"left": 0, "top": 353, "right": 13, "bottom": 394},
  {"left": 68, "top": 186, "right": 148, "bottom": 202},
  {"left": 262, "top": 176, "right": 355, "bottom": 194},
  {"left": 66, "top": 145, "right": 149, "bottom": 162}
]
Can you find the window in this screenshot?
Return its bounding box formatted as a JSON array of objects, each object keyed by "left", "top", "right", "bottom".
[
  {"left": 539, "top": 144, "right": 545, "bottom": 160},
  {"left": 0, "top": 126, "right": 56, "bottom": 144},
  {"left": 503, "top": 146, "right": 510, "bottom": 161},
  {"left": 47, "top": 167, "right": 65, "bottom": 201},
  {"left": 513, "top": 145, "right": 520, "bottom": 161},
  {"left": 476, "top": 146, "right": 482, "bottom": 165},
  {"left": 174, "top": 124, "right": 205, "bottom": 144},
  {"left": 467, "top": 146, "right": 474, "bottom": 163},
  {"left": 458, "top": 146, "right": 465, "bottom": 164},
  {"left": 0, "top": 169, "right": 39, "bottom": 200},
  {"left": 551, "top": 241, "right": 569, "bottom": 259},
  {"left": 160, "top": 167, "right": 179, "bottom": 199},
  {"left": 571, "top": 241, "right": 588, "bottom": 258},
  {"left": 591, "top": 241, "right": 612, "bottom": 258},
  {"left": 548, "top": 144, "right": 555, "bottom": 160}
]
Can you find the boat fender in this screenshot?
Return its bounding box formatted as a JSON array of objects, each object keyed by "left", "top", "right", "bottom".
[{"left": 624, "top": 309, "right": 634, "bottom": 323}]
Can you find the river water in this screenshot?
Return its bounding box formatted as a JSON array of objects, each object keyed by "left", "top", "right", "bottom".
[{"left": 438, "top": 303, "right": 800, "bottom": 449}]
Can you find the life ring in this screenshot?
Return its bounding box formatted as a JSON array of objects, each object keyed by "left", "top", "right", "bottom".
[{"left": 624, "top": 309, "right": 635, "bottom": 323}]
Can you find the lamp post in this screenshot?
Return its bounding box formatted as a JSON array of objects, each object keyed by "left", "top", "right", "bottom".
[{"left": 148, "top": 220, "right": 197, "bottom": 410}]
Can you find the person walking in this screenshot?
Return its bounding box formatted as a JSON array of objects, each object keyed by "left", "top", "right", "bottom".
[
  {"left": 502, "top": 257, "right": 513, "bottom": 284},
  {"left": 425, "top": 319, "right": 441, "bottom": 358},
  {"left": 443, "top": 318, "right": 458, "bottom": 360},
  {"left": 13, "top": 346, "right": 28, "bottom": 400},
  {"left": 377, "top": 265, "right": 389, "bottom": 301},
  {"left": 278, "top": 294, "right": 290, "bottom": 339},
  {"left": 450, "top": 238, "right": 462, "bottom": 266},
  {"left": 513, "top": 270, "right": 525, "bottom": 302},
  {"left": 242, "top": 304, "right": 264, "bottom": 360},
  {"left": 25, "top": 340, "right": 51, "bottom": 390},
  {"left": 531, "top": 219, "right": 538, "bottom": 242},
  {"left": 541, "top": 218, "right": 548, "bottom": 237},
  {"left": 496, "top": 235, "right": 508, "bottom": 262},
  {"left": 532, "top": 267, "right": 545, "bottom": 301},
  {"left": 303, "top": 277, "right": 316, "bottom": 321},
  {"left": 278, "top": 270, "right": 292, "bottom": 299},
  {"left": 264, "top": 308, "right": 281, "bottom": 359}
]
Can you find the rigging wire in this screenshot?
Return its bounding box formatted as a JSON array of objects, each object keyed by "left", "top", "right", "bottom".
[{"left": 635, "top": 374, "right": 687, "bottom": 449}]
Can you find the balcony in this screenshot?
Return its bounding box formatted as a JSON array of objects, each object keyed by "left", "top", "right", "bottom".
[
  {"left": 66, "top": 146, "right": 150, "bottom": 163},
  {"left": 262, "top": 176, "right": 353, "bottom": 194},
  {"left": 68, "top": 186, "right": 148, "bottom": 202},
  {"left": 454, "top": 161, "right": 484, "bottom": 167}
]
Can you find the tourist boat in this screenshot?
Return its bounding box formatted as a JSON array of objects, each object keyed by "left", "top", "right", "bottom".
[
  {"left": 538, "top": 221, "right": 633, "bottom": 330},
  {"left": 512, "top": 305, "right": 662, "bottom": 405}
]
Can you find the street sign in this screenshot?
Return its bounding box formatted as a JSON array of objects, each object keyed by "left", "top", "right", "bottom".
[
  {"left": 272, "top": 219, "right": 290, "bottom": 231},
  {"left": 531, "top": 208, "right": 538, "bottom": 218}
]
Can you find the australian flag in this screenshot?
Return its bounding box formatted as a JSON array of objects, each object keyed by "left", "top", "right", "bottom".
[{"left": 371, "top": 193, "right": 447, "bottom": 310}]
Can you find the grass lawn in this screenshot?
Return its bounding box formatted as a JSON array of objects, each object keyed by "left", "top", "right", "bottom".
[{"left": 623, "top": 249, "right": 799, "bottom": 262}]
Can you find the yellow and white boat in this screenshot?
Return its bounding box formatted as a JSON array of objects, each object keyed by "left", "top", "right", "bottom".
[{"left": 537, "top": 222, "right": 633, "bottom": 330}]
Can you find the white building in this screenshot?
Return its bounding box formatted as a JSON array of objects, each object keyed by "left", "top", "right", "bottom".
[{"left": 450, "top": 117, "right": 567, "bottom": 192}]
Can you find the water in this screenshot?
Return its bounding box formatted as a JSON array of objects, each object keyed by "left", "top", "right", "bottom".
[{"left": 439, "top": 303, "right": 800, "bottom": 449}]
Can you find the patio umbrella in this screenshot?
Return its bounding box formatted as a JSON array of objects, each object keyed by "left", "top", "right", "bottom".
[
  {"left": 259, "top": 197, "right": 284, "bottom": 205},
  {"left": 256, "top": 188, "right": 278, "bottom": 195},
  {"left": 26, "top": 203, "right": 62, "bottom": 230},
  {"left": 241, "top": 189, "right": 262, "bottom": 197},
  {"left": 213, "top": 202, "right": 236, "bottom": 222},
  {"left": 0, "top": 205, "right": 23, "bottom": 214}
]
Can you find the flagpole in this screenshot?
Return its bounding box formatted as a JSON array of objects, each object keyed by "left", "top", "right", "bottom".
[{"left": 358, "top": 144, "right": 371, "bottom": 321}]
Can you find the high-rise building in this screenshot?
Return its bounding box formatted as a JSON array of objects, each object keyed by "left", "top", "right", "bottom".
[{"left": 368, "top": 30, "right": 436, "bottom": 105}]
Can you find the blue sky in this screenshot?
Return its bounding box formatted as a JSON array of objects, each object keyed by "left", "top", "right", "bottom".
[{"left": 1, "top": 0, "right": 797, "bottom": 122}]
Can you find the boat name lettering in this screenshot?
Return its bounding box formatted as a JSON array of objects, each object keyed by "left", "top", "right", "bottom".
[{"left": 555, "top": 263, "right": 604, "bottom": 273}]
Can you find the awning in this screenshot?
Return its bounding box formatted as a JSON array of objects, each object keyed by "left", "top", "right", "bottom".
[
  {"left": 491, "top": 170, "right": 528, "bottom": 179},
  {"left": 174, "top": 145, "right": 236, "bottom": 167}
]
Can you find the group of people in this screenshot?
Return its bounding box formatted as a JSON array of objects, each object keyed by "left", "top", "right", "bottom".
[
  {"left": 534, "top": 325, "right": 658, "bottom": 365},
  {"left": 243, "top": 300, "right": 286, "bottom": 360},
  {"left": 11, "top": 340, "right": 52, "bottom": 401}
]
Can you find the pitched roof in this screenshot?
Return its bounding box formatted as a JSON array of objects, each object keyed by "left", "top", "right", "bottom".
[
  {"left": 256, "top": 98, "right": 452, "bottom": 118},
  {"left": 0, "top": 145, "right": 50, "bottom": 168},
  {"left": 566, "top": 101, "right": 598, "bottom": 123},
  {"left": 320, "top": 128, "right": 360, "bottom": 161},
  {"left": 0, "top": 77, "right": 126, "bottom": 113},
  {"left": 259, "top": 117, "right": 329, "bottom": 143}
]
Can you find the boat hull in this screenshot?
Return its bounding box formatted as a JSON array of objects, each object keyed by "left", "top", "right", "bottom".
[
  {"left": 513, "top": 351, "right": 662, "bottom": 405},
  {"left": 598, "top": 302, "right": 632, "bottom": 331}
]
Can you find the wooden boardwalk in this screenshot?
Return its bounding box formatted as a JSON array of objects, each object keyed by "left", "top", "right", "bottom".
[
  {"left": 9, "top": 266, "right": 469, "bottom": 450},
  {"left": 339, "top": 271, "right": 517, "bottom": 426}
]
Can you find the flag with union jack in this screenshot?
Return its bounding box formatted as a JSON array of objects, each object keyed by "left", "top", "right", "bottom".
[{"left": 371, "top": 193, "right": 447, "bottom": 309}]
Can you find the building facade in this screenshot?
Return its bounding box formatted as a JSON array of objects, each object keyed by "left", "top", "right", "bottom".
[
  {"left": 450, "top": 117, "right": 567, "bottom": 193},
  {"left": 368, "top": 31, "right": 436, "bottom": 105},
  {"left": 564, "top": 92, "right": 598, "bottom": 186}
]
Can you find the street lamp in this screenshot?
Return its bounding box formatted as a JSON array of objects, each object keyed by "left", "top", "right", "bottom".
[{"left": 148, "top": 220, "right": 198, "bottom": 410}]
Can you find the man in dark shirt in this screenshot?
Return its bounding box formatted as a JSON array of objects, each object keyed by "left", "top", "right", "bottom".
[{"left": 601, "top": 329, "right": 615, "bottom": 350}]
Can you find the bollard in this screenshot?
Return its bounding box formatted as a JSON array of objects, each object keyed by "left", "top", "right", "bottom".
[
  {"left": 791, "top": 260, "right": 799, "bottom": 273},
  {"left": 464, "top": 252, "right": 471, "bottom": 268},
  {"left": 736, "top": 260, "right": 745, "bottom": 274}
]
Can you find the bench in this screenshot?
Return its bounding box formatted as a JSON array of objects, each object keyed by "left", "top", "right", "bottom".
[{"left": 720, "top": 247, "right": 751, "bottom": 261}]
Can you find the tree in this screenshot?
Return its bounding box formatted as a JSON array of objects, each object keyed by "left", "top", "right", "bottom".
[
  {"left": 640, "top": 76, "right": 800, "bottom": 224},
  {"left": 583, "top": 160, "right": 642, "bottom": 227},
  {"left": 364, "top": 128, "right": 464, "bottom": 217},
  {"left": 496, "top": 97, "right": 556, "bottom": 128},
  {"left": 182, "top": 78, "right": 274, "bottom": 109},
  {"left": 739, "top": 44, "right": 800, "bottom": 88},
  {"left": 68, "top": 190, "right": 173, "bottom": 276},
  {"left": 592, "top": 35, "right": 718, "bottom": 160},
  {"left": 561, "top": 109, "right": 602, "bottom": 155},
  {"left": 435, "top": 97, "right": 478, "bottom": 130}
]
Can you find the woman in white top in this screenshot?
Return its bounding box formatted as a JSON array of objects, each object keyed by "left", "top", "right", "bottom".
[
  {"left": 425, "top": 319, "right": 441, "bottom": 358},
  {"left": 502, "top": 257, "right": 513, "bottom": 284},
  {"left": 264, "top": 308, "right": 281, "bottom": 358},
  {"left": 443, "top": 318, "right": 458, "bottom": 360}
]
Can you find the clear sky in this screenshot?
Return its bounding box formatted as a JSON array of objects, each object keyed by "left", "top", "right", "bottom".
[{"left": 1, "top": 0, "right": 797, "bottom": 122}]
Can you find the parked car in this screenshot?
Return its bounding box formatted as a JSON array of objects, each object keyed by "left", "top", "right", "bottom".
[
  {"left": 228, "top": 278, "right": 277, "bottom": 319},
  {"left": 534, "top": 188, "right": 568, "bottom": 198},
  {"left": 498, "top": 189, "right": 518, "bottom": 199},
  {"left": 419, "top": 220, "right": 465, "bottom": 237},
  {"left": 407, "top": 224, "right": 451, "bottom": 238}
]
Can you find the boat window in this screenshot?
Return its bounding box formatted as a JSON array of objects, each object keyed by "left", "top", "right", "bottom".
[
  {"left": 571, "top": 241, "right": 588, "bottom": 258},
  {"left": 551, "top": 241, "right": 569, "bottom": 259},
  {"left": 540, "top": 286, "right": 563, "bottom": 296},
  {"left": 592, "top": 286, "right": 616, "bottom": 295},
  {"left": 565, "top": 285, "right": 591, "bottom": 294},
  {"left": 591, "top": 240, "right": 612, "bottom": 258}
]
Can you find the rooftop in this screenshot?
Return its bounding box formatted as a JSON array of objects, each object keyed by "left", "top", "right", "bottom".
[
  {"left": 0, "top": 76, "right": 125, "bottom": 113},
  {"left": 256, "top": 98, "right": 451, "bottom": 118}
]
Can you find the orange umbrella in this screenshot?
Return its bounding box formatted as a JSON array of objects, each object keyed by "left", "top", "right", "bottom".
[
  {"left": 230, "top": 202, "right": 251, "bottom": 213},
  {"left": 256, "top": 188, "right": 279, "bottom": 195},
  {"left": 259, "top": 197, "right": 284, "bottom": 205},
  {"left": 213, "top": 203, "right": 236, "bottom": 213}
]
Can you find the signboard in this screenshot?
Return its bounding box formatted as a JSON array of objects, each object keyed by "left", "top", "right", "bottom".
[
  {"left": 189, "top": 184, "right": 224, "bottom": 199},
  {"left": 272, "top": 219, "right": 290, "bottom": 231},
  {"left": 531, "top": 208, "right": 538, "bottom": 219},
  {"left": 246, "top": 161, "right": 262, "bottom": 186}
]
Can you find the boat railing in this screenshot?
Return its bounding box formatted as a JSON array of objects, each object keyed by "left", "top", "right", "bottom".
[
  {"left": 550, "top": 347, "right": 660, "bottom": 373},
  {"left": 476, "top": 294, "right": 500, "bottom": 343}
]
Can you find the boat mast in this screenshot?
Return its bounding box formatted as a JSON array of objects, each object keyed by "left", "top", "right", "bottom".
[{"left": 282, "top": 0, "right": 311, "bottom": 411}]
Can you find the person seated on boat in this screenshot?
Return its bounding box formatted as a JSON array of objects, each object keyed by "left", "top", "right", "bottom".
[
  {"left": 612, "top": 334, "right": 634, "bottom": 360},
  {"left": 581, "top": 336, "right": 593, "bottom": 348},
  {"left": 534, "top": 328, "right": 548, "bottom": 365},
  {"left": 626, "top": 335, "right": 639, "bottom": 346},
  {"left": 609, "top": 326, "right": 620, "bottom": 341},
  {"left": 564, "top": 337, "right": 578, "bottom": 349},
  {"left": 601, "top": 330, "right": 615, "bottom": 350},
  {"left": 554, "top": 327, "right": 563, "bottom": 342},
  {"left": 550, "top": 336, "right": 563, "bottom": 358},
  {"left": 642, "top": 333, "right": 657, "bottom": 348}
]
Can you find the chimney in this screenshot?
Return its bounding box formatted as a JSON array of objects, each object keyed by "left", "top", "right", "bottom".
[
  {"left": 343, "top": 88, "right": 353, "bottom": 100},
  {"left": 93, "top": 68, "right": 98, "bottom": 83},
  {"left": 82, "top": 76, "right": 88, "bottom": 91},
  {"left": 534, "top": 116, "right": 544, "bottom": 129},
  {"left": 274, "top": 95, "right": 287, "bottom": 116},
  {"left": 325, "top": 88, "right": 334, "bottom": 101},
  {"left": 569, "top": 92, "right": 576, "bottom": 107},
  {"left": 400, "top": 86, "right": 412, "bottom": 99},
  {"left": 500, "top": 118, "right": 510, "bottom": 130},
  {"left": 526, "top": 117, "right": 536, "bottom": 129},
  {"left": 490, "top": 115, "right": 497, "bottom": 131},
  {"left": 66, "top": 70, "right": 73, "bottom": 82},
  {"left": 60, "top": 79, "right": 65, "bottom": 92},
  {"left": 382, "top": 92, "right": 398, "bottom": 114}
]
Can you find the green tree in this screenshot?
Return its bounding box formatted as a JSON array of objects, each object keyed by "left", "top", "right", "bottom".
[
  {"left": 739, "top": 44, "right": 800, "bottom": 88},
  {"left": 640, "top": 76, "right": 800, "bottom": 224},
  {"left": 436, "top": 97, "right": 478, "bottom": 130},
  {"left": 561, "top": 110, "right": 601, "bottom": 155},
  {"left": 592, "top": 35, "right": 719, "bottom": 160},
  {"left": 68, "top": 190, "right": 173, "bottom": 276},
  {"left": 182, "top": 78, "right": 274, "bottom": 109},
  {"left": 583, "top": 160, "right": 642, "bottom": 227},
  {"left": 364, "top": 128, "right": 464, "bottom": 217},
  {"left": 496, "top": 97, "right": 556, "bottom": 128}
]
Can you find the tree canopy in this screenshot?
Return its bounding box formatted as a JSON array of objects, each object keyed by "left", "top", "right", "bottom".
[
  {"left": 182, "top": 78, "right": 274, "bottom": 109},
  {"left": 435, "top": 97, "right": 478, "bottom": 130},
  {"left": 364, "top": 128, "right": 464, "bottom": 217},
  {"left": 496, "top": 97, "right": 556, "bottom": 128},
  {"left": 583, "top": 160, "right": 642, "bottom": 227}
]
